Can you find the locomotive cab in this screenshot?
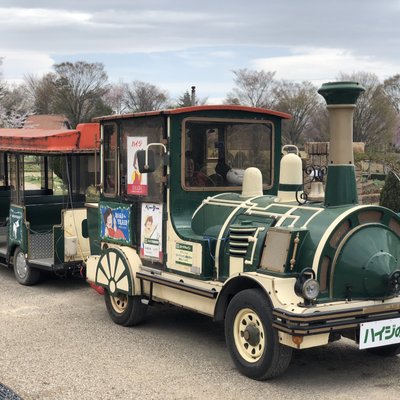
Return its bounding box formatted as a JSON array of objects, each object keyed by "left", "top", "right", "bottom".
[{"left": 87, "top": 106, "right": 288, "bottom": 279}]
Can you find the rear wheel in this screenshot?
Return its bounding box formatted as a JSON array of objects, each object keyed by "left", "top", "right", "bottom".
[
  {"left": 13, "top": 247, "right": 41, "bottom": 286},
  {"left": 225, "top": 288, "right": 292, "bottom": 380},
  {"left": 104, "top": 291, "right": 147, "bottom": 326}
]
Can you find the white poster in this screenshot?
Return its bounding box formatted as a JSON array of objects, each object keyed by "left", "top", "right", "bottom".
[
  {"left": 127, "top": 136, "right": 148, "bottom": 195},
  {"left": 140, "top": 203, "right": 163, "bottom": 262}
]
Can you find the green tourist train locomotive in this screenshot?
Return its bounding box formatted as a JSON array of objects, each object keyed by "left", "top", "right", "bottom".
[{"left": 86, "top": 82, "right": 400, "bottom": 380}]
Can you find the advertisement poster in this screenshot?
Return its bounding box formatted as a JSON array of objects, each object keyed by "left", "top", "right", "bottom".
[
  {"left": 127, "top": 136, "right": 148, "bottom": 195},
  {"left": 10, "top": 206, "right": 23, "bottom": 243},
  {"left": 100, "top": 203, "right": 131, "bottom": 244},
  {"left": 140, "top": 203, "right": 163, "bottom": 262}
]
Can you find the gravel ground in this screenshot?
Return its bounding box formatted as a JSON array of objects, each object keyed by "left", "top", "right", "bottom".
[{"left": 0, "top": 266, "right": 400, "bottom": 400}]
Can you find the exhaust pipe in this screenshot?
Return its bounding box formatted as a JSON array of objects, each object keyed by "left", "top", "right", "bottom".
[
  {"left": 318, "top": 82, "right": 365, "bottom": 207},
  {"left": 191, "top": 86, "right": 196, "bottom": 106}
]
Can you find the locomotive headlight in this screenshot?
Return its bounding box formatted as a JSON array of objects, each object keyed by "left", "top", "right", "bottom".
[
  {"left": 302, "top": 279, "right": 320, "bottom": 300},
  {"left": 294, "top": 268, "right": 320, "bottom": 303}
]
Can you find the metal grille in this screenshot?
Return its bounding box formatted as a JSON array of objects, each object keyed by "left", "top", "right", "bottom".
[
  {"left": 0, "top": 383, "right": 23, "bottom": 400},
  {"left": 29, "top": 231, "right": 53, "bottom": 259},
  {"left": 229, "top": 224, "right": 257, "bottom": 257}
]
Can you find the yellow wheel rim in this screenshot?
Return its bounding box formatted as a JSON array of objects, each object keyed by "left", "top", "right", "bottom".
[
  {"left": 233, "top": 308, "right": 265, "bottom": 363},
  {"left": 110, "top": 293, "right": 128, "bottom": 314}
]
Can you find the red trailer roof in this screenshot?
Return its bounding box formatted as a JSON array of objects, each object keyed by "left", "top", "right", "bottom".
[{"left": 0, "top": 123, "right": 100, "bottom": 154}]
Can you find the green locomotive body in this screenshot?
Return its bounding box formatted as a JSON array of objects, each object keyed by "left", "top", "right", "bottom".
[{"left": 86, "top": 82, "right": 400, "bottom": 379}]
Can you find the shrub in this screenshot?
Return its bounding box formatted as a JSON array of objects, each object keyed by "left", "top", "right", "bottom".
[{"left": 380, "top": 171, "right": 400, "bottom": 212}]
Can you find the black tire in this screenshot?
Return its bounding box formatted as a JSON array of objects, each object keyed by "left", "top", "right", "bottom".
[
  {"left": 225, "top": 288, "right": 292, "bottom": 380},
  {"left": 104, "top": 290, "right": 147, "bottom": 327},
  {"left": 13, "top": 247, "right": 41, "bottom": 286},
  {"left": 366, "top": 344, "right": 400, "bottom": 357}
]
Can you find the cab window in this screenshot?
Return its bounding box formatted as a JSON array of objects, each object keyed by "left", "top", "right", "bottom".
[
  {"left": 183, "top": 118, "right": 273, "bottom": 190},
  {"left": 120, "top": 116, "right": 164, "bottom": 203},
  {"left": 103, "top": 123, "right": 118, "bottom": 196}
]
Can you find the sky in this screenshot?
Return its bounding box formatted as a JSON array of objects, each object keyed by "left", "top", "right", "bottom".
[{"left": 1, "top": 0, "right": 400, "bottom": 103}]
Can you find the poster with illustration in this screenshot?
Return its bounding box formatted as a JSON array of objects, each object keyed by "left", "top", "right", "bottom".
[
  {"left": 140, "top": 203, "right": 163, "bottom": 262},
  {"left": 100, "top": 203, "right": 131, "bottom": 244},
  {"left": 10, "top": 206, "right": 23, "bottom": 243},
  {"left": 127, "top": 136, "right": 148, "bottom": 195}
]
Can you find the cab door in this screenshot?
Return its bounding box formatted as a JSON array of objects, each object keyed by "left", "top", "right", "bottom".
[{"left": 99, "top": 116, "right": 167, "bottom": 268}]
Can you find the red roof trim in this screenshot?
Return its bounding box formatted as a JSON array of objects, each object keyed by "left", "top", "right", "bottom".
[
  {"left": 94, "top": 105, "right": 292, "bottom": 121},
  {"left": 0, "top": 123, "right": 100, "bottom": 153}
]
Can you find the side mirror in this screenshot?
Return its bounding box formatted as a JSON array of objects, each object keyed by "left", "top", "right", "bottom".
[
  {"left": 136, "top": 149, "right": 156, "bottom": 173},
  {"left": 81, "top": 219, "right": 89, "bottom": 238}
]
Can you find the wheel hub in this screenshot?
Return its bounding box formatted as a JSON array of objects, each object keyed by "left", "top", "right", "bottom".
[
  {"left": 233, "top": 308, "right": 266, "bottom": 363},
  {"left": 243, "top": 324, "right": 260, "bottom": 347},
  {"left": 110, "top": 293, "right": 128, "bottom": 314},
  {"left": 16, "top": 252, "right": 27, "bottom": 279}
]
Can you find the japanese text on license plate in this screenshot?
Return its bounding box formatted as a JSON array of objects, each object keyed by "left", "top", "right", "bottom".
[{"left": 359, "top": 318, "right": 400, "bottom": 349}]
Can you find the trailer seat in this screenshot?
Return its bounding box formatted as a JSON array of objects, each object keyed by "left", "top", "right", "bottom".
[
  {"left": 25, "top": 203, "right": 64, "bottom": 231},
  {"left": 0, "top": 188, "right": 10, "bottom": 223}
]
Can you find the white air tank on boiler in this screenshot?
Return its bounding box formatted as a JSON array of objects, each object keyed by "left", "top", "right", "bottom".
[{"left": 276, "top": 145, "right": 303, "bottom": 203}]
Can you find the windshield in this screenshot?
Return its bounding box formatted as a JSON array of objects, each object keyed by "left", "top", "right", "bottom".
[{"left": 183, "top": 118, "right": 273, "bottom": 190}]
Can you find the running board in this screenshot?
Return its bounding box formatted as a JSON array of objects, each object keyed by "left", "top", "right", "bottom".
[
  {"left": 29, "top": 258, "right": 54, "bottom": 268},
  {"left": 136, "top": 270, "right": 218, "bottom": 299}
]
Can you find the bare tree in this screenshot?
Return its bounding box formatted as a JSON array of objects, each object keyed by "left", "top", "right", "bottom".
[
  {"left": 338, "top": 72, "right": 396, "bottom": 148},
  {"left": 0, "top": 82, "right": 34, "bottom": 128},
  {"left": 2, "top": 60, "right": 112, "bottom": 128},
  {"left": 383, "top": 74, "right": 400, "bottom": 114},
  {"left": 52, "top": 61, "right": 110, "bottom": 128},
  {"left": 0, "top": 57, "right": 33, "bottom": 128},
  {"left": 304, "top": 106, "right": 329, "bottom": 143},
  {"left": 0, "top": 57, "right": 5, "bottom": 100},
  {"left": 274, "top": 80, "right": 322, "bottom": 145},
  {"left": 0, "top": 57, "right": 6, "bottom": 127},
  {"left": 104, "top": 81, "right": 127, "bottom": 115},
  {"left": 24, "top": 73, "right": 58, "bottom": 115},
  {"left": 123, "top": 81, "right": 169, "bottom": 112},
  {"left": 225, "top": 69, "right": 276, "bottom": 108}
]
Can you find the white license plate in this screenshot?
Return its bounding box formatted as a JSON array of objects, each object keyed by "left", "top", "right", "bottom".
[{"left": 359, "top": 318, "right": 400, "bottom": 349}]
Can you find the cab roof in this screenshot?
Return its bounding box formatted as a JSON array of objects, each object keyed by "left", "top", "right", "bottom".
[
  {"left": 93, "top": 105, "right": 292, "bottom": 122},
  {"left": 0, "top": 123, "right": 100, "bottom": 154}
]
